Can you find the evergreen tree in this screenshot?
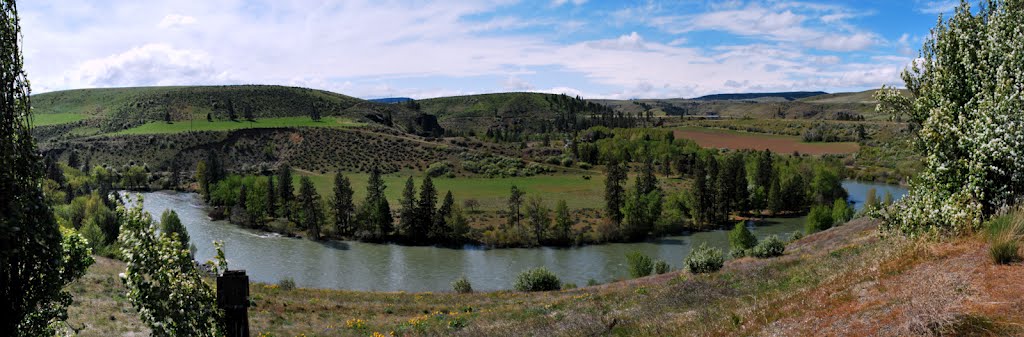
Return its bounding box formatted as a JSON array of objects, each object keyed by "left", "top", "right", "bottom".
[
  {"left": 160, "top": 210, "right": 189, "bottom": 246},
  {"left": 362, "top": 168, "right": 392, "bottom": 240},
  {"left": 432, "top": 191, "right": 455, "bottom": 243},
  {"left": 277, "top": 164, "right": 294, "bottom": 219},
  {"left": 331, "top": 172, "right": 355, "bottom": 237},
  {"left": 398, "top": 177, "right": 417, "bottom": 239},
  {"left": 168, "top": 159, "right": 180, "bottom": 190},
  {"left": 864, "top": 188, "right": 878, "bottom": 211},
  {"left": 507, "top": 185, "right": 525, "bottom": 230},
  {"left": 415, "top": 176, "right": 438, "bottom": 244},
  {"left": 445, "top": 205, "right": 470, "bottom": 244},
  {"left": 243, "top": 104, "right": 254, "bottom": 121},
  {"left": 767, "top": 174, "right": 783, "bottom": 215},
  {"left": 297, "top": 177, "right": 323, "bottom": 239},
  {"left": 1, "top": 4, "right": 93, "bottom": 333},
  {"left": 266, "top": 175, "right": 277, "bottom": 217},
  {"left": 226, "top": 99, "right": 237, "bottom": 120},
  {"left": 67, "top": 150, "right": 80, "bottom": 169},
  {"left": 604, "top": 158, "right": 627, "bottom": 225}
]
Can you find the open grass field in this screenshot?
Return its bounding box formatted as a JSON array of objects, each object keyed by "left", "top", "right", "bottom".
[
  {"left": 294, "top": 171, "right": 609, "bottom": 211},
  {"left": 111, "top": 117, "right": 365, "bottom": 135},
  {"left": 673, "top": 126, "right": 860, "bottom": 155},
  {"left": 32, "top": 112, "right": 87, "bottom": 126},
  {"left": 65, "top": 218, "right": 1024, "bottom": 336}
]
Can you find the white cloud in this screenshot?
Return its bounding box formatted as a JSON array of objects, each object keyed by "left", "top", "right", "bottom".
[
  {"left": 158, "top": 14, "right": 197, "bottom": 29},
  {"left": 551, "top": 0, "right": 587, "bottom": 6},
  {"left": 62, "top": 43, "right": 229, "bottom": 88},
  {"left": 919, "top": 1, "right": 959, "bottom": 14}
]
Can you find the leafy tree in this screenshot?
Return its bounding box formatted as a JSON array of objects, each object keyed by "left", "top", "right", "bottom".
[
  {"left": 226, "top": 98, "right": 237, "bottom": 120},
  {"left": 160, "top": 210, "right": 189, "bottom": 246},
  {"left": 462, "top": 199, "right": 480, "bottom": 213},
  {"left": 0, "top": 3, "right": 93, "bottom": 334},
  {"left": 875, "top": 0, "right": 1024, "bottom": 234},
  {"left": 525, "top": 196, "right": 550, "bottom": 245},
  {"left": 398, "top": 176, "right": 417, "bottom": 238},
  {"left": 604, "top": 158, "right": 627, "bottom": 225},
  {"left": 767, "top": 174, "right": 783, "bottom": 215},
  {"left": 245, "top": 178, "right": 269, "bottom": 226},
  {"left": 297, "top": 176, "right": 324, "bottom": 239},
  {"left": 277, "top": 164, "right": 294, "bottom": 219},
  {"left": 626, "top": 251, "right": 654, "bottom": 278},
  {"left": 810, "top": 166, "right": 846, "bottom": 205},
  {"left": 66, "top": 150, "right": 80, "bottom": 169},
  {"left": 882, "top": 191, "right": 893, "bottom": 206},
  {"left": 552, "top": 200, "right": 572, "bottom": 245},
  {"left": 331, "top": 172, "right": 355, "bottom": 237},
  {"left": 118, "top": 200, "right": 223, "bottom": 337},
  {"left": 864, "top": 188, "right": 878, "bottom": 211},
  {"left": 243, "top": 104, "right": 254, "bottom": 121},
  {"left": 805, "top": 204, "right": 834, "bottom": 234},
  {"left": 195, "top": 160, "right": 210, "bottom": 201},
  {"left": 445, "top": 204, "right": 470, "bottom": 244},
  {"left": 831, "top": 199, "right": 854, "bottom": 225}
]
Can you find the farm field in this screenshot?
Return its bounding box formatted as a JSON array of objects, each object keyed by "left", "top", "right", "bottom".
[
  {"left": 673, "top": 126, "right": 859, "bottom": 155},
  {"left": 32, "top": 112, "right": 86, "bottom": 126},
  {"left": 293, "top": 171, "right": 612, "bottom": 211},
  {"left": 110, "top": 116, "right": 365, "bottom": 135}
]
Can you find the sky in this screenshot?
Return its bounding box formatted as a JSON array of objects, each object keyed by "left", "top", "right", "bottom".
[{"left": 19, "top": 0, "right": 961, "bottom": 99}]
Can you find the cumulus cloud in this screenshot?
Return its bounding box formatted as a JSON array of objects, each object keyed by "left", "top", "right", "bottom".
[{"left": 62, "top": 44, "right": 228, "bottom": 88}]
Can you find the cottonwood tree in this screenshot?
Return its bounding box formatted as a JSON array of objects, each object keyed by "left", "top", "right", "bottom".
[
  {"left": 1, "top": 2, "right": 93, "bottom": 334},
  {"left": 876, "top": 0, "right": 1024, "bottom": 234}
]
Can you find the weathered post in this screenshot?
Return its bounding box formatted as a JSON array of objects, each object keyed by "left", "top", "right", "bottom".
[{"left": 217, "top": 270, "right": 250, "bottom": 337}]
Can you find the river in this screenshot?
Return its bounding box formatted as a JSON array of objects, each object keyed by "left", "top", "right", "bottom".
[{"left": 129, "top": 180, "right": 906, "bottom": 292}]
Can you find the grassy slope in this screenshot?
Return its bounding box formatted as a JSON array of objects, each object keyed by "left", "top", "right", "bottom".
[
  {"left": 66, "top": 217, "right": 1024, "bottom": 336},
  {"left": 111, "top": 116, "right": 364, "bottom": 135},
  {"left": 32, "top": 112, "right": 86, "bottom": 126}
]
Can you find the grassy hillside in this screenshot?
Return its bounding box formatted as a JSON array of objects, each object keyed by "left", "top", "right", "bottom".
[
  {"left": 66, "top": 217, "right": 1024, "bottom": 336},
  {"left": 31, "top": 85, "right": 430, "bottom": 135}
]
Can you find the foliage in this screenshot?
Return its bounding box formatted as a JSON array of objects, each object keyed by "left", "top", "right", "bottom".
[
  {"left": 451, "top": 276, "right": 473, "bottom": 293},
  {"left": 876, "top": 0, "right": 1024, "bottom": 235},
  {"left": 117, "top": 198, "right": 223, "bottom": 337},
  {"left": 684, "top": 242, "right": 724, "bottom": 274},
  {"left": 654, "top": 260, "right": 670, "bottom": 274},
  {"left": 604, "top": 159, "right": 627, "bottom": 226},
  {"left": 728, "top": 222, "right": 758, "bottom": 252},
  {"left": 806, "top": 204, "right": 834, "bottom": 234},
  {"left": 831, "top": 199, "right": 854, "bottom": 225},
  {"left": 987, "top": 212, "right": 1022, "bottom": 265},
  {"left": 513, "top": 267, "right": 561, "bottom": 292},
  {"left": 278, "top": 277, "right": 297, "bottom": 291},
  {"left": 359, "top": 169, "right": 393, "bottom": 241},
  {"left": 626, "top": 251, "right": 654, "bottom": 278},
  {"left": 160, "top": 210, "right": 189, "bottom": 246},
  {"left": 0, "top": 3, "right": 94, "bottom": 334},
  {"left": 750, "top": 235, "right": 785, "bottom": 258},
  {"left": 296, "top": 176, "right": 324, "bottom": 239}
]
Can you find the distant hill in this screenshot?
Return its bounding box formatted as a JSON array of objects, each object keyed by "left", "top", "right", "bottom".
[
  {"left": 31, "top": 85, "right": 442, "bottom": 136},
  {"left": 693, "top": 91, "right": 828, "bottom": 101},
  {"left": 368, "top": 97, "right": 413, "bottom": 104}
]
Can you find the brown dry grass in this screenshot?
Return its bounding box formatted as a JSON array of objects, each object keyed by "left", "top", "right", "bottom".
[{"left": 674, "top": 127, "right": 860, "bottom": 155}]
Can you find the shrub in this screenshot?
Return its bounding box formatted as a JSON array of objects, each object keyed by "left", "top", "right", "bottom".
[
  {"left": 990, "top": 240, "right": 1020, "bottom": 265},
  {"left": 514, "top": 267, "right": 561, "bottom": 292},
  {"left": 425, "top": 162, "right": 450, "bottom": 177},
  {"left": 586, "top": 279, "right": 599, "bottom": 286},
  {"left": 562, "top": 282, "right": 577, "bottom": 290},
  {"left": 750, "top": 235, "right": 785, "bottom": 258},
  {"left": 654, "top": 260, "right": 670, "bottom": 274},
  {"left": 278, "top": 277, "right": 296, "bottom": 291},
  {"left": 626, "top": 251, "right": 654, "bottom": 278},
  {"left": 831, "top": 199, "right": 854, "bottom": 225},
  {"left": 728, "top": 221, "right": 757, "bottom": 252},
  {"left": 789, "top": 231, "right": 804, "bottom": 242},
  {"left": 685, "top": 242, "right": 724, "bottom": 274},
  {"left": 452, "top": 276, "right": 473, "bottom": 293},
  {"left": 805, "top": 204, "right": 834, "bottom": 234}
]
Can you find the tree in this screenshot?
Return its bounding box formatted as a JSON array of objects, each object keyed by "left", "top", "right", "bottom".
[
  {"left": 118, "top": 200, "right": 223, "bottom": 337},
  {"left": 196, "top": 160, "right": 209, "bottom": 200},
  {"left": 309, "top": 102, "right": 321, "bottom": 121},
  {"left": 507, "top": 185, "right": 525, "bottom": 231},
  {"left": 1, "top": 3, "right": 93, "bottom": 334},
  {"left": 266, "top": 175, "right": 277, "bottom": 218},
  {"left": 432, "top": 191, "right": 454, "bottom": 242},
  {"left": 398, "top": 177, "right": 417, "bottom": 239},
  {"left": 445, "top": 204, "right": 470, "bottom": 244},
  {"left": 361, "top": 168, "right": 392, "bottom": 240},
  {"left": 297, "top": 177, "right": 324, "bottom": 239},
  {"left": 875, "top": 0, "right": 1024, "bottom": 234},
  {"left": 243, "top": 104, "right": 254, "bottom": 121},
  {"left": 168, "top": 159, "right": 181, "bottom": 190},
  {"left": 626, "top": 251, "right": 654, "bottom": 278},
  {"left": 160, "top": 210, "right": 189, "bottom": 246},
  {"left": 463, "top": 199, "right": 480, "bottom": 213},
  {"left": 767, "top": 173, "right": 783, "bottom": 215},
  {"left": 728, "top": 221, "right": 757, "bottom": 254},
  {"left": 67, "top": 150, "right": 80, "bottom": 169},
  {"left": 864, "top": 188, "right": 878, "bottom": 211},
  {"left": 553, "top": 200, "right": 572, "bottom": 245},
  {"left": 331, "top": 172, "right": 355, "bottom": 237},
  {"left": 805, "top": 204, "right": 834, "bottom": 234},
  {"left": 525, "top": 196, "right": 550, "bottom": 245},
  {"left": 832, "top": 199, "right": 854, "bottom": 225},
  {"left": 277, "top": 164, "right": 294, "bottom": 220},
  {"left": 226, "top": 98, "right": 237, "bottom": 120},
  {"left": 414, "top": 176, "right": 438, "bottom": 244},
  {"left": 604, "top": 158, "right": 627, "bottom": 225},
  {"left": 245, "top": 178, "right": 269, "bottom": 226}
]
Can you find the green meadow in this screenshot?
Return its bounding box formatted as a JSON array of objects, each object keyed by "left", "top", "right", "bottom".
[{"left": 32, "top": 112, "right": 87, "bottom": 126}]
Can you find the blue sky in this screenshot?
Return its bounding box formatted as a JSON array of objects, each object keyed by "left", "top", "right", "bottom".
[{"left": 20, "top": 0, "right": 961, "bottom": 99}]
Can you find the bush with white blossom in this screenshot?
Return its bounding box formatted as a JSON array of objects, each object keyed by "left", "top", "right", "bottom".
[{"left": 875, "top": 0, "right": 1024, "bottom": 235}]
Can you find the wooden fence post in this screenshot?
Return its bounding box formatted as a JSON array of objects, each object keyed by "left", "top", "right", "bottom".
[{"left": 217, "top": 270, "right": 250, "bottom": 337}]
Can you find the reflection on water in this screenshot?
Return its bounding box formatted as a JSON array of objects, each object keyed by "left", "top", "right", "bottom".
[{"left": 128, "top": 180, "right": 905, "bottom": 291}]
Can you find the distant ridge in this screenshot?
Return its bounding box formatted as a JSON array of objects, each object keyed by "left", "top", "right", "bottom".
[
  {"left": 368, "top": 97, "right": 413, "bottom": 104},
  {"left": 693, "top": 91, "right": 828, "bottom": 101}
]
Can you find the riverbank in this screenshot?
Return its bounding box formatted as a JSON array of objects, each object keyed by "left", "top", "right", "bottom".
[{"left": 65, "top": 217, "right": 1023, "bottom": 336}]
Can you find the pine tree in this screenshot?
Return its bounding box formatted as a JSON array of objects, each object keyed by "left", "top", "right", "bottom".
[
  {"left": 331, "top": 172, "right": 354, "bottom": 237},
  {"left": 767, "top": 173, "right": 783, "bottom": 215},
  {"left": 277, "top": 164, "right": 294, "bottom": 219},
  {"left": 604, "top": 158, "right": 627, "bottom": 225},
  {"left": 362, "top": 168, "right": 392, "bottom": 240},
  {"left": 297, "top": 177, "right": 323, "bottom": 239},
  {"left": 507, "top": 185, "right": 525, "bottom": 229},
  {"left": 433, "top": 191, "right": 455, "bottom": 243},
  {"left": 415, "top": 176, "right": 438, "bottom": 244},
  {"left": 227, "top": 99, "right": 237, "bottom": 120},
  {"left": 398, "top": 177, "right": 417, "bottom": 239},
  {"left": 266, "top": 175, "right": 277, "bottom": 217}
]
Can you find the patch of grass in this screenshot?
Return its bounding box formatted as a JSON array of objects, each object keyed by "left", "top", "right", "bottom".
[
  {"left": 987, "top": 211, "right": 1023, "bottom": 265},
  {"left": 32, "top": 112, "right": 87, "bottom": 126},
  {"left": 110, "top": 116, "right": 364, "bottom": 135}
]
